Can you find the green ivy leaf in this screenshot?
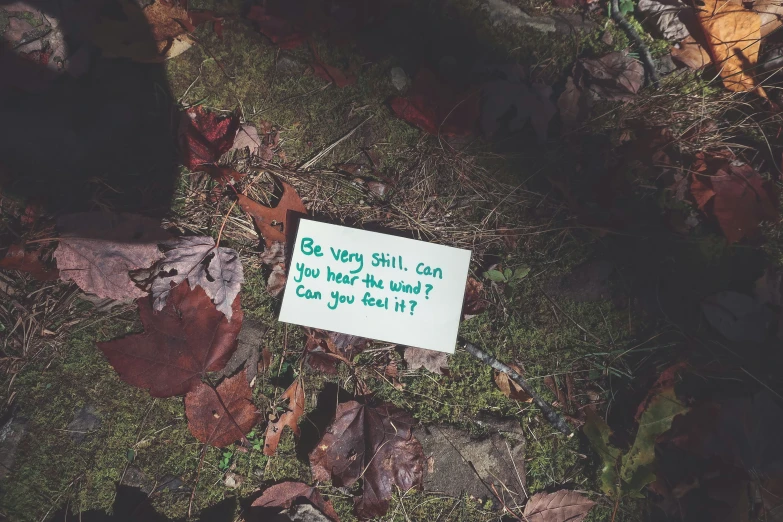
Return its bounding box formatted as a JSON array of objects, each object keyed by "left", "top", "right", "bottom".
[
  {"left": 484, "top": 270, "right": 507, "bottom": 283},
  {"left": 583, "top": 409, "right": 622, "bottom": 497},
  {"left": 620, "top": 387, "right": 688, "bottom": 497},
  {"left": 513, "top": 267, "right": 531, "bottom": 281}
]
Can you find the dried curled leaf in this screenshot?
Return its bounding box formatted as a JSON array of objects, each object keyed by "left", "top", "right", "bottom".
[
  {"left": 494, "top": 363, "right": 533, "bottom": 402},
  {"left": 404, "top": 347, "right": 449, "bottom": 375},
  {"left": 522, "top": 490, "right": 595, "bottom": 522},
  {"left": 151, "top": 236, "right": 244, "bottom": 321},
  {"left": 185, "top": 370, "right": 260, "bottom": 447},
  {"left": 54, "top": 212, "right": 169, "bottom": 300},
  {"left": 264, "top": 379, "right": 305, "bottom": 456},
  {"left": 251, "top": 481, "right": 340, "bottom": 521},
  {"left": 98, "top": 283, "right": 242, "bottom": 398}
]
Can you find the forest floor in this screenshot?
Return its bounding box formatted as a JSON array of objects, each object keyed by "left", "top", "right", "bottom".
[{"left": 1, "top": 0, "right": 783, "bottom": 521}]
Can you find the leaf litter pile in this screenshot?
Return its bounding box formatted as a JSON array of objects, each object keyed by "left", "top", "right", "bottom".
[{"left": 3, "top": 0, "right": 783, "bottom": 520}]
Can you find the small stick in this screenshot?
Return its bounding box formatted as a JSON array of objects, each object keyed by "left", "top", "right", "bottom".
[
  {"left": 299, "top": 115, "right": 373, "bottom": 170},
  {"left": 610, "top": 0, "right": 660, "bottom": 88},
  {"left": 460, "top": 338, "right": 573, "bottom": 436}
]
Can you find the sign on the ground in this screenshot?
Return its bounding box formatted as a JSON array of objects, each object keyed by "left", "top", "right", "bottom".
[{"left": 279, "top": 220, "right": 472, "bottom": 353}]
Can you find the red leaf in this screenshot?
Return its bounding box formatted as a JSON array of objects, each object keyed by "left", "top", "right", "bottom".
[
  {"left": 309, "top": 401, "right": 424, "bottom": 518},
  {"left": 236, "top": 181, "right": 307, "bottom": 248},
  {"left": 0, "top": 244, "right": 59, "bottom": 281},
  {"left": 251, "top": 481, "right": 340, "bottom": 521},
  {"left": 178, "top": 106, "right": 240, "bottom": 171},
  {"left": 390, "top": 69, "right": 480, "bottom": 137},
  {"left": 185, "top": 369, "right": 260, "bottom": 447},
  {"left": 97, "top": 283, "right": 243, "bottom": 397},
  {"left": 689, "top": 151, "right": 778, "bottom": 243},
  {"left": 264, "top": 378, "right": 305, "bottom": 456}
]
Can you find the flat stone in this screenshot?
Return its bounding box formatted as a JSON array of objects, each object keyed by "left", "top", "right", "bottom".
[
  {"left": 0, "top": 416, "right": 26, "bottom": 481},
  {"left": 390, "top": 67, "right": 409, "bottom": 91},
  {"left": 67, "top": 405, "right": 100, "bottom": 443},
  {"left": 155, "top": 474, "right": 186, "bottom": 493},
  {"left": 414, "top": 422, "right": 526, "bottom": 503},
  {"left": 484, "top": 0, "right": 556, "bottom": 33},
  {"left": 288, "top": 504, "right": 333, "bottom": 522},
  {"left": 123, "top": 466, "right": 155, "bottom": 495}
]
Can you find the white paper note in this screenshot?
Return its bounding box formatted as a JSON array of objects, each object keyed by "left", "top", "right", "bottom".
[{"left": 278, "top": 220, "right": 472, "bottom": 353}]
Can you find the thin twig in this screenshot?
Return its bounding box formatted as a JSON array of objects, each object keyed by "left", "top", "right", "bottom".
[
  {"left": 188, "top": 444, "right": 208, "bottom": 518},
  {"left": 610, "top": 0, "right": 660, "bottom": 88},
  {"left": 460, "top": 338, "right": 573, "bottom": 436}
]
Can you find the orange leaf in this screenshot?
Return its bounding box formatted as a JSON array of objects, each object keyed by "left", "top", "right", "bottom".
[
  {"left": 236, "top": 181, "right": 306, "bottom": 248},
  {"left": 696, "top": 0, "right": 767, "bottom": 96},
  {"left": 494, "top": 364, "right": 533, "bottom": 402},
  {"left": 264, "top": 378, "right": 305, "bottom": 456}
]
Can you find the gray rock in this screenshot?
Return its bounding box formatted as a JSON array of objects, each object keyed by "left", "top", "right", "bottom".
[
  {"left": 67, "top": 405, "right": 100, "bottom": 443},
  {"left": 155, "top": 474, "right": 186, "bottom": 493},
  {"left": 0, "top": 416, "right": 26, "bottom": 481},
  {"left": 289, "top": 504, "right": 333, "bottom": 522},
  {"left": 484, "top": 0, "right": 556, "bottom": 33},
  {"left": 390, "top": 67, "right": 408, "bottom": 91},
  {"left": 414, "top": 423, "right": 526, "bottom": 503}
]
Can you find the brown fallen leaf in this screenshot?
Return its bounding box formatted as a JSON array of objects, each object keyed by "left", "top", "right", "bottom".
[
  {"left": 0, "top": 244, "right": 59, "bottom": 281},
  {"left": 689, "top": 151, "right": 778, "bottom": 243},
  {"left": 404, "top": 347, "right": 449, "bottom": 375},
  {"left": 494, "top": 363, "right": 533, "bottom": 402},
  {"left": 151, "top": 236, "right": 244, "bottom": 321},
  {"left": 310, "top": 401, "right": 424, "bottom": 519},
  {"left": 462, "top": 277, "right": 487, "bottom": 318},
  {"left": 259, "top": 347, "right": 273, "bottom": 373},
  {"left": 304, "top": 329, "right": 367, "bottom": 374},
  {"left": 671, "top": 36, "right": 712, "bottom": 69},
  {"left": 251, "top": 481, "right": 340, "bottom": 522},
  {"left": 522, "top": 490, "right": 596, "bottom": 522},
  {"left": 579, "top": 52, "right": 644, "bottom": 101},
  {"left": 185, "top": 369, "right": 260, "bottom": 447},
  {"left": 237, "top": 181, "right": 307, "bottom": 248},
  {"left": 98, "top": 283, "right": 242, "bottom": 398},
  {"left": 264, "top": 378, "right": 305, "bottom": 456},
  {"left": 54, "top": 212, "right": 169, "bottom": 300},
  {"left": 696, "top": 0, "right": 767, "bottom": 96}
]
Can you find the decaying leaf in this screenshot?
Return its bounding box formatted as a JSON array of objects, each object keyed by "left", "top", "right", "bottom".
[
  {"left": 522, "top": 490, "right": 595, "bottom": 522},
  {"left": 264, "top": 379, "right": 305, "bottom": 456},
  {"left": 494, "top": 363, "right": 533, "bottom": 402},
  {"left": 151, "top": 236, "right": 244, "bottom": 321},
  {"left": 620, "top": 387, "right": 689, "bottom": 496},
  {"left": 638, "top": 0, "right": 692, "bottom": 41},
  {"left": 404, "top": 347, "right": 449, "bottom": 375},
  {"left": 98, "top": 283, "right": 242, "bottom": 398},
  {"left": 236, "top": 182, "right": 307, "bottom": 248},
  {"left": 251, "top": 481, "right": 340, "bottom": 521},
  {"left": 179, "top": 106, "right": 240, "bottom": 171},
  {"left": 54, "top": 212, "right": 169, "bottom": 300},
  {"left": 310, "top": 42, "right": 356, "bottom": 88},
  {"left": 0, "top": 244, "right": 59, "bottom": 281},
  {"left": 185, "top": 370, "right": 260, "bottom": 447},
  {"left": 696, "top": 0, "right": 766, "bottom": 95},
  {"left": 671, "top": 36, "right": 712, "bottom": 69},
  {"left": 310, "top": 401, "right": 424, "bottom": 518},
  {"left": 304, "top": 329, "right": 368, "bottom": 374},
  {"left": 583, "top": 409, "right": 622, "bottom": 496},
  {"left": 583, "top": 386, "right": 688, "bottom": 498},
  {"left": 579, "top": 52, "right": 644, "bottom": 101},
  {"left": 689, "top": 151, "right": 778, "bottom": 243}
]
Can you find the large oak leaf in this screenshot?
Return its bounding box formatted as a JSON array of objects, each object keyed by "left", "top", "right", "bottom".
[
  {"left": 236, "top": 181, "right": 306, "bottom": 248},
  {"left": 309, "top": 401, "right": 424, "bottom": 519},
  {"left": 98, "top": 283, "right": 243, "bottom": 398},
  {"left": 151, "top": 236, "right": 244, "bottom": 321},
  {"left": 185, "top": 369, "right": 260, "bottom": 447}
]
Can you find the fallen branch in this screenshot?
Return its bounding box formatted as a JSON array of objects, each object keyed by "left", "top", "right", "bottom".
[
  {"left": 610, "top": 0, "right": 660, "bottom": 88},
  {"left": 460, "top": 338, "right": 573, "bottom": 436}
]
